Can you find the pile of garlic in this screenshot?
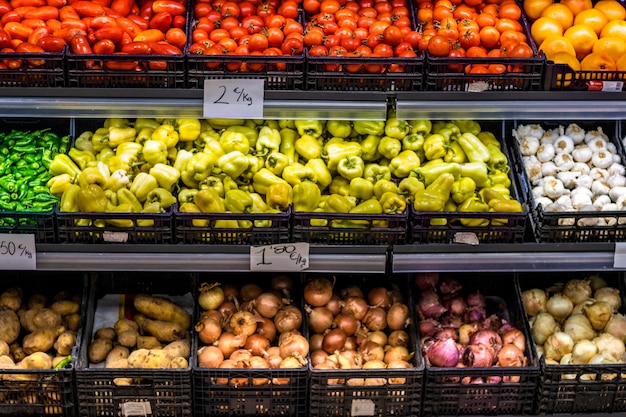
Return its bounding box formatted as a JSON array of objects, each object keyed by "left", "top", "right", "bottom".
[{"left": 513, "top": 123, "right": 626, "bottom": 227}]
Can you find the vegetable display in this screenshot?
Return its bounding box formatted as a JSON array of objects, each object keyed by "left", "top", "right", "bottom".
[
  {"left": 305, "top": 276, "right": 416, "bottom": 385},
  {"left": 195, "top": 276, "right": 309, "bottom": 384},
  {"left": 521, "top": 275, "right": 626, "bottom": 371},
  {"left": 515, "top": 122, "right": 626, "bottom": 225},
  {"left": 416, "top": 272, "right": 530, "bottom": 380}
]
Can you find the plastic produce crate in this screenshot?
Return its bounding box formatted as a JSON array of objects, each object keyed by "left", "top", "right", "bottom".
[
  {"left": 306, "top": 273, "right": 424, "bottom": 417},
  {"left": 291, "top": 209, "right": 408, "bottom": 245},
  {"left": 192, "top": 273, "right": 308, "bottom": 417},
  {"left": 516, "top": 271, "right": 626, "bottom": 414},
  {"left": 0, "top": 271, "right": 87, "bottom": 417},
  {"left": 545, "top": 61, "right": 626, "bottom": 91},
  {"left": 418, "top": 272, "right": 540, "bottom": 416},
  {"left": 174, "top": 207, "right": 291, "bottom": 244},
  {"left": 0, "top": 49, "right": 65, "bottom": 87},
  {"left": 508, "top": 119, "right": 626, "bottom": 242},
  {"left": 75, "top": 272, "right": 194, "bottom": 417},
  {"left": 409, "top": 120, "right": 528, "bottom": 244},
  {"left": 0, "top": 117, "right": 72, "bottom": 243}
]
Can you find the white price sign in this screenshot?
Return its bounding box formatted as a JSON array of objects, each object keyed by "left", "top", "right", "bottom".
[
  {"left": 250, "top": 242, "right": 309, "bottom": 271},
  {"left": 0, "top": 233, "right": 36, "bottom": 270},
  {"left": 203, "top": 79, "right": 265, "bottom": 119}
]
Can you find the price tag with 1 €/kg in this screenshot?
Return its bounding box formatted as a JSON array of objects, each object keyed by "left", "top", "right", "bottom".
[
  {"left": 0, "top": 234, "right": 36, "bottom": 270},
  {"left": 250, "top": 242, "right": 309, "bottom": 271},
  {"left": 203, "top": 79, "right": 265, "bottom": 119}
]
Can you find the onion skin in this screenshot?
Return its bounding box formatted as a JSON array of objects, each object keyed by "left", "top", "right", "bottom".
[
  {"left": 424, "top": 337, "right": 460, "bottom": 367},
  {"left": 502, "top": 329, "right": 526, "bottom": 353},
  {"left": 416, "top": 290, "right": 447, "bottom": 320},
  {"left": 198, "top": 282, "right": 225, "bottom": 311},
  {"left": 308, "top": 306, "right": 334, "bottom": 334},
  {"left": 197, "top": 345, "right": 224, "bottom": 368},
  {"left": 497, "top": 344, "right": 526, "bottom": 367},
  {"left": 274, "top": 305, "right": 303, "bottom": 333},
  {"left": 240, "top": 283, "right": 263, "bottom": 301},
  {"left": 469, "top": 330, "right": 502, "bottom": 361},
  {"left": 253, "top": 292, "right": 282, "bottom": 319},
  {"left": 304, "top": 277, "right": 334, "bottom": 307},
  {"left": 196, "top": 317, "right": 222, "bottom": 345},
  {"left": 322, "top": 328, "right": 347, "bottom": 354},
  {"left": 333, "top": 312, "right": 358, "bottom": 336},
  {"left": 230, "top": 311, "right": 258, "bottom": 337},
  {"left": 368, "top": 287, "right": 392, "bottom": 309},
  {"left": 342, "top": 296, "right": 369, "bottom": 321},
  {"left": 462, "top": 343, "right": 494, "bottom": 367},
  {"left": 363, "top": 307, "right": 387, "bottom": 332},
  {"left": 387, "top": 303, "right": 410, "bottom": 330},
  {"left": 279, "top": 334, "right": 309, "bottom": 359}
]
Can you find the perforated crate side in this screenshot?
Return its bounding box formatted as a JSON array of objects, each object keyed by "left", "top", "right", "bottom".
[
  {"left": 0, "top": 49, "right": 65, "bottom": 87},
  {"left": 545, "top": 62, "right": 626, "bottom": 91},
  {"left": 418, "top": 272, "right": 539, "bottom": 416}
]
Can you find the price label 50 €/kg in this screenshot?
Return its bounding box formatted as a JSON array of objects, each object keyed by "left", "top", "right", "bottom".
[
  {"left": 0, "top": 234, "right": 36, "bottom": 270},
  {"left": 250, "top": 243, "right": 309, "bottom": 271}
]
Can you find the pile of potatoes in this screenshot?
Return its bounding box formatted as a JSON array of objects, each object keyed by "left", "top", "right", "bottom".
[
  {"left": 87, "top": 294, "right": 192, "bottom": 376},
  {"left": 0, "top": 286, "right": 81, "bottom": 376}
]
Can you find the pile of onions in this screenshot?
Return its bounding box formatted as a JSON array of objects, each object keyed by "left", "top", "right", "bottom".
[
  {"left": 416, "top": 272, "right": 529, "bottom": 383},
  {"left": 522, "top": 275, "right": 626, "bottom": 373},
  {"left": 195, "top": 276, "right": 309, "bottom": 386},
  {"left": 306, "top": 276, "right": 414, "bottom": 387}
]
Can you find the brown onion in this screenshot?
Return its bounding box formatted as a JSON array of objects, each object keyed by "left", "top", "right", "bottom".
[
  {"left": 388, "top": 330, "right": 409, "bottom": 348},
  {"left": 322, "top": 328, "right": 347, "bottom": 354},
  {"left": 215, "top": 359, "right": 239, "bottom": 385},
  {"left": 384, "top": 345, "right": 413, "bottom": 364},
  {"left": 278, "top": 329, "right": 301, "bottom": 345},
  {"left": 325, "top": 294, "right": 342, "bottom": 316},
  {"left": 270, "top": 275, "right": 293, "bottom": 294},
  {"left": 279, "top": 334, "right": 309, "bottom": 359},
  {"left": 368, "top": 287, "right": 392, "bottom": 309},
  {"left": 502, "top": 329, "right": 526, "bottom": 353},
  {"left": 462, "top": 343, "right": 494, "bottom": 367},
  {"left": 201, "top": 309, "right": 223, "bottom": 325},
  {"left": 266, "top": 346, "right": 281, "bottom": 357},
  {"left": 230, "top": 311, "right": 258, "bottom": 337},
  {"left": 245, "top": 334, "right": 270, "bottom": 357},
  {"left": 248, "top": 356, "right": 270, "bottom": 385},
  {"left": 333, "top": 312, "right": 358, "bottom": 336},
  {"left": 497, "top": 344, "right": 526, "bottom": 367},
  {"left": 387, "top": 360, "right": 412, "bottom": 384},
  {"left": 363, "top": 307, "right": 387, "bottom": 331},
  {"left": 367, "top": 330, "right": 388, "bottom": 347},
  {"left": 273, "top": 355, "right": 306, "bottom": 385},
  {"left": 197, "top": 345, "right": 224, "bottom": 368},
  {"left": 256, "top": 317, "right": 277, "bottom": 343},
  {"left": 240, "top": 283, "right": 263, "bottom": 301},
  {"left": 387, "top": 303, "right": 410, "bottom": 330},
  {"left": 216, "top": 332, "right": 247, "bottom": 359},
  {"left": 341, "top": 286, "right": 363, "bottom": 299},
  {"left": 267, "top": 354, "right": 283, "bottom": 368},
  {"left": 198, "top": 282, "right": 225, "bottom": 311},
  {"left": 304, "top": 277, "right": 334, "bottom": 307},
  {"left": 310, "top": 349, "right": 329, "bottom": 367},
  {"left": 222, "top": 284, "right": 239, "bottom": 301},
  {"left": 344, "top": 336, "right": 358, "bottom": 351},
  {"left": 274, "top": 305, "right": 302, "bottom": 333},
  {"left": 309, "top": 333, "right": 324, "bottom": 351},
  {"left": 342, "top": 296, "right": 369, "bottom": 321},
  {"left": 195, "top": 317, "right": 222, "bottom": 344},
  {"left": 339, "top": 349, "right": 362, "bottom": 368},
  {"left": 218, "top": 301, "right": 237, "bottom": 321},
  {"left": 308, "top": 306, "right": 334, "bottom": 334},
  {"left": 230, "top": 349, "right": 253, "bottom": 364},
  {"left": 358, "top": 341, "right": 385, "bottom": 362},
  {"left": 254, "top": 292, "right": 282, "bottom": 319}
]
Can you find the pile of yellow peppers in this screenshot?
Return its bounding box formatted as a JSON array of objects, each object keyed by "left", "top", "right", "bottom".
[{"left": 45, "top": 114, "right": 522, "bottom": 229}]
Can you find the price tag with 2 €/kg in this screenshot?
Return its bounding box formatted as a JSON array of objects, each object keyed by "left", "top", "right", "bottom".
[
  {"left": 0, "top": 234, "right": 36, "bottom": 270},
  {"left": 250, "top": 243, "right": 309, "bottom": 271},
  {"left": 203, "top": 79, "right": 265, "bottom": 119}
]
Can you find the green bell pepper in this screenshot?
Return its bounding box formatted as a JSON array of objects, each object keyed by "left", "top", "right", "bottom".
[
  {"left": 107, "top": 126, "right": 137, "bottom": 147},
  {"left": 151, "top": 124, "right": 179, "bottom": 148},
  {"left": 323, "top": 141, "right": 362, "bottom": 172},
  {"left": 353, "top": 120, "right": 385, "bottom": 136},
  {"left": 460, "top": 162, "right": 492, "bottom": 189},
  {"left": 373, "top": 179, "right": 397, "bottom": 199},
  {"left": 413, "top": 172, "right": 454, "bottom": 212},
  {"left": 265, "top": 152, "right": 290, "bottom": 176},
  {"left": 306, "top": 158, "right": 333, "bottom": 190},
  {"left": 196, "top": 187, "right": 226, "bottom": 213},
  {"left": 295, "top": 120, "right": 324, "bottom": 138},
  {"left": 326, "top": 120, "right": 352, "bottom": 138},
  {"left": 74, "top": 131, "right": 94, "bottom": 152},
  {"left": 256, "top": 126, "right": 282, "bottom": 156},
  {"left": 397, "top": 177, "right": 424, "bottom": 199},
  {"left": 378, "top": 136, "right": 402, "bottom": 160},
  {"left": 282, "top": 162, "right": 316, "bottom": 186},
  {"left": 487, "top": 144, "right": 509, "bottom": 173},
  {"left": 219, "top": 130, "right": 250, "bottom": 155},
  {"left": 337, "top": 156, "right": 364, "bottom": 181},
  {"left": 444, "top": 141, "right": 467, "bottom": 164},
  {"left": 279, "top": 128, "right": 298, "bottom": 163},
  {"left": 453, "top": 120, "right": 481, "bottom": 135},
  {"left": 293, "top": 181, "right": 321, "bottom": 212},
  {"left": 458, "top": 194, "right": 490, "bottom": 227},
  {"left": 176, "top": 118, "right": 202, "bottom": 142},
  {"left": 385, "top": 117, "right": 410, "bottom": 139},
  {"left": 252, "top": 168, "right": 288, "bottom": 195},
  {"left": 423, "top": 134, "right": 449, "bottom": 160},
  {"left": 329, "top": 176, "right": 350, "bottom": 196},
  {"left": 225, "top": 189, "right": 253, "bottom": 213},
  {"left": 129, "top": 172, "right": 158, "bottom": 203},
  {"left": 217, "top": 151, "right": 248, "bottom": 179},
  {"left": 361, "top": 135, "right": 382, "bottom": 161},
  {"left": 389, "top": 150, "right": 421, "bottom": 178},
  {"left": 458, "top": 132, "right": 491, "bottom": 163},
  {"left": 411, "top": 159, "right": 460, "bottom": 186},
  {"left": 142, "top": 139, "right": 168, "bottom": 165},
  {"left": 451, "top": 177, "right": 477, "bottom": 204},
  {"left": 117, "top": 187, "right": 143, "bottom": 212},
  {"left": 364, "top": 163, "right": 391, "bottom": 184},
  {"left": 77, "top": 183, "right": 108, "bottom": 212},
  {"left": 325, "top": 193, "right": 355, "bottom": 213},
  {"left": 149, "top": 163, "right": 180, "bottom": 192},
  {"left": 295, "top": 134, "right": 323, "bottom": 161},
  {"left": 266, "top": 182, "right": 292, "bottom": 211},
  {"left": 379, "top": 191, "right": 406, "bottom": 214}
]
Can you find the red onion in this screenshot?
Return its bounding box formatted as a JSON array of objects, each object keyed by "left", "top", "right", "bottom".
[
  {"left": 466, "top": 290, "right": 486, "bottom": 308},
  {"left": 440, "top": 314, "right": 463, "bottom": 329},
  {"left": 444, "top": 296, "right": 467, "bottom": 317},
  {"left": 415, "top": 272, "right": 439, "bottom": 291},
  {"left": 438, "top": 277, "right": 462, "bottom": 295},
  {"left": 416, "top": 290, "right": 447, "bottom": 320},
  {"left": 464, "top": 306, "right": 486, "bottom": 323},
  {"left": 435, "top": 328, "right": 458, "bottom": 341},
  {"left": 469, "top": 330, "right": 502, "bottom": 360},
  {"left": 419, "top": 319, "right": 442, "bottom": 338},
  {"left": 424, "top": 337, "right": 460, "bottom": 367},
  {"left": 462, "top": 343, "right": 494, "bottom": 367}
]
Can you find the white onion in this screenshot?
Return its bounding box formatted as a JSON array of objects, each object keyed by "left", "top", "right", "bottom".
[
  {"left": 532, "top": 312, "right": 559, "bottom": 345},
  {"left": 521, "top": 288, "right": 547, "bottom": 316},
  {"left": 563, "top": 313, "right": 596, "bottom": 342},
  {"left": 546, "top": 293, "right": 573, "bottom": 322},
  {"left": 543, "top": 332, "right": 574, "bottom": 362},
  {"left": 570, "top": 340, "right": 598, "bottom": 364},
  {"left": 594, "top": 287, "right": 622, "bottom": 312},
  {"left": 593, "top": 333, "right": 626, "bottom": 362}
]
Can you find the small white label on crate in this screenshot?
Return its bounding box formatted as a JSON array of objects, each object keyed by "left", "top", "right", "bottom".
[
  {"left": 250, "top": 242, "right": 309, "bottom": 271},
  {"left": 453, "top": 232, "right": 480, "bottom": 245},
  {"left": 120, "top": 401, "right": 152, "bottom": 416},
  {"left": 351, "top": 399, "right": 376, "bottom": 416},
  {"left": 588, "top": 80, "right": 624, "bottom": 92},
  {"left": 613, "top": 242, "right": 626, "bottom": 268},
  {"left": 0, "top": 233, "right": 36, "bottom": 270},
  {"left": 203, "top": 79, "right": 265, "bottom": 119},
  {"left": 103, "top": 231, "right": 129, "bottom": 243},
  {"left": 467, "top": 81, "right": 490, "bottom": 92}
]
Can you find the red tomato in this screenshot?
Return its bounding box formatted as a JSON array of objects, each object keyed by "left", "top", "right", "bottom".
[
  {"left": 36, "top": 35, "right": 66, "bottom": 51},
  {"left": 280, "top": 33, "right": 303, "bottom": 54},
  {"left": 427, "top": 34, "right": 450, "bottom": 56},
  {"left": 152, "top": 0, "right": 185, "bottom": 16},
  {"left": 277, "top": 0, "right": 298, "bottom": 18},
  {"left": 238, "top": 1, "right": 256, "bottom": 17},
  {"left": 266, "top": 26, "right": 284, "bottom": 47},
  {"left": 221, "top": 1, "right": 240, "bottom": 17},
  {"left": 382, "top": 24, "right": 402, "bottom": 45},
  {"left": 70, "top": 33, "right": 92, "bottom": 53},
  {"left": 459, "top": 29, "right": 480, "bottom": 49},
  {"left": 149, "top": 11, "right": 173, "bottom": 32},
  {"left": 92, "top": 38, "right": 115, "bottom": 53},
  {"left": 165, "top": 27, "right": 185, "bottom": 48}
]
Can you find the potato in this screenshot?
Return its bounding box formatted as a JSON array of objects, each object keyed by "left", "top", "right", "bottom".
[
  {"left": 105, "top": 346, "right": 129, "bottom": 368},
  {"left": 20, "top": 351, "right": 52, "bottom": 369},
  {"left": 163, "top": 340, "right": 190, "bottom": 360},
  {"left": 53, "top": 331, "right": 77, "bottom": 356},
  {"left": 127, "top": 349, "right": 149, "bottom": 368},
  {"left": 88, "top": 338, "right": 113, "bottom": 364},
  {"left": 0, "top": 287, "right": 23, "bottom": 311},
  {"left": 142, "top": 319, "right": 187, "bottom": 343},
  {"left": 10, "top": 342, "right": 25, "bottom": 362},
  {"left": 113, "top": 377, "right": 133, "bottom": 386},
  {"left": 143, "top": 349, "right": 170, "bottom": 368},
  {"left": 114, "top": 318, "right": 139, "bottom": 336},
  {"left": 94, "top": 327, "right": 116, "bottom": 340},
  {"left": 0, "top": 340, "right": 9, "bottom": 357},
  {"left": 0, "top": 355, "right": 15, "bottom": 369},
  {"left": 23, "top": 326, "right": 65, "bottom": 355},
  {"left": 50, "top": 300, "right": 80, "bottom": 317},
  {"left": 64, "top": 313, "right": 81, "bottom": 332},
  {"left": 20, "top": 309, "right": 38, "bottom": 333},
  {"left": 107, "top": 358, "right": 129, "bottom": 369},
  {"left": 27, "top": 294, "right": 47, "bottom": 310},
  {"left": 117, "top": 330, "right": 138, "bottom": 348},
  {"left": 0, "top": 308, "right": 21, "bottom": 344},
  {"left": 136, "top": 336, "right": 162, "bottom": 349},
  {"left": 134, "top": 294, "right": 191, "bottom": 330},
  {"left": 33, "top": 308, "right": 62, "bottom": 329},
  {"left": 169, "top": 357, "right": 188, "bottom": 368}
]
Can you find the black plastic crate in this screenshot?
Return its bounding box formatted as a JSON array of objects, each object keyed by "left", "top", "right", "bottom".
[
  {"left": 193, "top": 273, "right": 308, "bottom": 417},
  {"left": 305, "top": 51, "right": 424, "bottom": 91},
  {"left": 0, "top": 49, "right": 65, "bottom": 87},
  {"left": 306, "top": 273, "right": 424, "bottom": 417},
  {"left": 418, "top": 272, "right": 540, "bottom": 416},
  {"left": 0, "top": 271, "right": 87, "bottom": 417},
  {"left": 55, "top": 205, "right": 174, "bottom": 244},
  {"left": 66, "top": 53, "right": 186, "bottom": 88},
  {"left": 292, "top": 208, "right": 408, "bottom": 245},
  {"left": 507, "top": 120, "right": 626, "bottom": 242},
  {"left": 409, "top": 120, "right": 528, "bottom": 244},
  {"left": 544, "top": 61, "right": 626, "bottom": 91},
  {"left": 515, "top": 271, "right": 626, "bottom": 414},
  {"left": 76, "top": 272, "right": 194, "bottom": 417},
  {"left": 174, "top": 207, "right": 291, "bottom": 244}
]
